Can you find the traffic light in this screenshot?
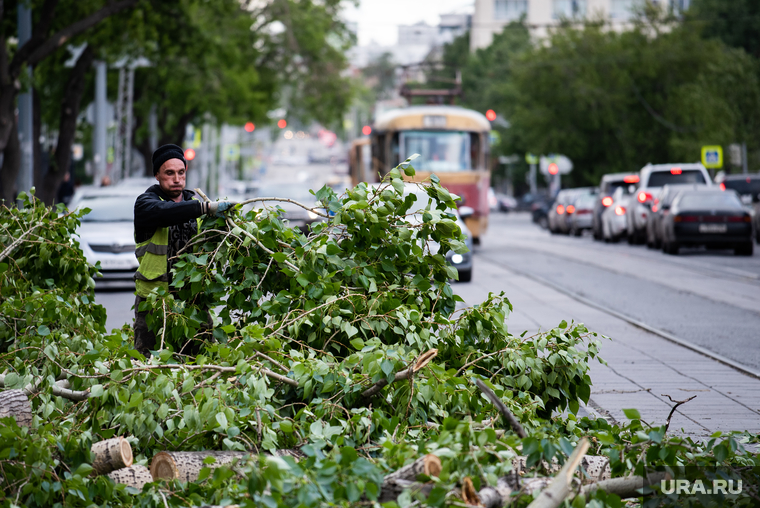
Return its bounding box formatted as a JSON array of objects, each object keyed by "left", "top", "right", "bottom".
[
  {"left": 244, "top": 122, "right": 255, "bottom": 132},
  {"left": 277, "top": 119, "right": 287, "bottom": 129},
  {"left": 184, "top": 148, "right": 196, "bottom": 161},
  {"left": 486, "top": 109, "right": 497, "bottom": 121},
  {"left": 362, "top": 125, "right": 372, "bottom": 136},
  {"left": 548, "top": 162, "right": 559, "bottom": 175}
]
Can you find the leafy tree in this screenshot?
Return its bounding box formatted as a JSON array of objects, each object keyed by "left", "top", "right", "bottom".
[
  {"left": 0, "top": 0, "right": 141, "bottom": 204},
  {"left": 688, "top": 0, "right": 760, "bottom": 59},
  {"left": 506, "top": 19, "right": 760, "bottom": 186}
]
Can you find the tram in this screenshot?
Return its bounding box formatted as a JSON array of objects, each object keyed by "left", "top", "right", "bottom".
[{"left": 350, "top": 105, "right": 492, "bottom": 242}]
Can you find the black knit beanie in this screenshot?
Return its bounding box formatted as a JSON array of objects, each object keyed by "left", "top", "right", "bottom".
[{"left": 152, "top": 144, "right": 186, "bottom": 175}]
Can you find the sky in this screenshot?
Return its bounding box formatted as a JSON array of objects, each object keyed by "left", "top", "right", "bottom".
[{"left": 342, "top": 0, "right": 474, "bottom": 47}]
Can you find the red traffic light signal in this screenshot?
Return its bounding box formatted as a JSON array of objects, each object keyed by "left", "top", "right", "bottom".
[
  {"left": 184, "top": 148, "right": 196, "bottom": 161},
  {"left": 486, "top": 109, "right": 497, "bottom": 121},
  {"left": 277, "top": 119, "right": 287, "bottom": 129},
  {"left": 244, "top": 122, "right": 255, "bottom": 132},
  {"left": 548, "top": 162, "right": 559, "bottom": 175},
  {"left": 362, "top": 125, "right": 372, "bottom": 136}
]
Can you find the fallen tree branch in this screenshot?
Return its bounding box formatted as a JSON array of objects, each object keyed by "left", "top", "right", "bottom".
[
  {"left": 661, "top": 394, "right": 696, "bottom": 434},
  {"left": 527, "top": 438, "right": 589, "bottom": 508},
  {"left": 0, "top": 375, "right": 90, "bottom": 401},
  {"left": 237, "top": 196, "right": 329, "bottom": 218},
  {"left": 474, "top": 379, "right": 527, "bottom": 438},
  {"left": 579, "top": 471, "right": 668, "bottom": 500},
  {"left": 362, "top": 349, "right": 438, "bottom": 399}
]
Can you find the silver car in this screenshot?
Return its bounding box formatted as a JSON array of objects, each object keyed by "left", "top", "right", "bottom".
[
  {"left": 69, "top": 187, "right": 142, "bottom": 285},
  {"left": 626, "top": 163, "right": 711, "bottom": 244}
]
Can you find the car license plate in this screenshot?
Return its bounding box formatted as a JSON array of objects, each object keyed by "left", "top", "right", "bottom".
[
  {"left": 98, "top": 258, "right": 136, "bottom": 269},
  {"left": 699, "top": 224, "right": 727, "bottom": 233}
]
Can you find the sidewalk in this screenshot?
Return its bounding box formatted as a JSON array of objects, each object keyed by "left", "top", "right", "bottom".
[{"left": 457, "top": 255, "right": 760, "bottom": 439}]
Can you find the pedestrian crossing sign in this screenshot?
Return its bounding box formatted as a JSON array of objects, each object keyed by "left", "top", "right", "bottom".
[{"left": 701, "top": 145, "right": 722, "bottom": 169}]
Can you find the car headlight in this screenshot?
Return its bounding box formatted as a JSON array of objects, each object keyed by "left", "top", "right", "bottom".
[
  {"left": 451, "top": 254, "right": 464, "bottom": 264},
  {"left": 307, "top": 210, "right": 319, "bottom": 220}
]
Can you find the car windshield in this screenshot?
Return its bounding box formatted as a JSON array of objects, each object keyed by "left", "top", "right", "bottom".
[
  {"left": 723, "top": 177, "right": 760, "bottom": 198},
  {"left": 647, "top": 170, "right": 706, "bottom": 187},
  {"left": 678, "top": 192, "right": 742, "bottom": 209},
  {"left": 400, "top": 131, "right": 470, "bottom": 172},
  {"left": 77, "top": 196, "right": 136, "bottom": 222}
]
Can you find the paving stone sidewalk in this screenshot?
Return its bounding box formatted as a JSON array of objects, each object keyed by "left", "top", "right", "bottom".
[{"left": 457, "top": 256, "right": 760, "bottom": 439}]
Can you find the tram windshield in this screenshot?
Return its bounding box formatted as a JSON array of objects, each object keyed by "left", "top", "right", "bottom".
[{"left": 400, "top": 131, "right": 471, "bottom": 172}]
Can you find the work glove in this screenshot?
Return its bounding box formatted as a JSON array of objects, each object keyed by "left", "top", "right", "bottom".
[{"left": 205, "top": 201, "right": 237, "bottom": 218}]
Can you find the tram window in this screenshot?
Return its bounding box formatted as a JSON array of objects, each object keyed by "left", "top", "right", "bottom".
[
  {"left": 470, "top": 133, "right": 480, "bottom": 169},
  {"left": 390, "top": 133, "right": 400, "bottom": 167},
  {"left": 400, "top": 131, "right": 471, "bottom": 172}
]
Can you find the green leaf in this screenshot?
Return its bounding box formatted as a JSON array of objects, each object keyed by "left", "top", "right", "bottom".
[
  {"left": 37, "top": 325, "right": 51, "bottom": 336},
  {"left": 90, "top": 385, "right": 104, "bottom": 397},
  {"left": 622, "top": 408, "right": 641, "bottom": 420}
]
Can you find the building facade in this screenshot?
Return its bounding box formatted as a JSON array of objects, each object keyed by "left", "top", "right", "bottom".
[{"left": 470, "top": 0, "right": 690, "bottom": 50}]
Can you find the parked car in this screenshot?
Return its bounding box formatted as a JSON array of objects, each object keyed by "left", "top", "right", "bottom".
[
  {"left": 568, "top": 193, "right": 596, "bottom": 236},
  {"left": 646, "top": 183, "right": 708, "bottom": 249},
  {"left": 531, "top": 198, "right": 551, "bottom": 229},
  {"left": 718, "top": 173, "right": 760, "bottom": 205},
  {"left": 593, "top": 172, "right": 639, "bottom": 240},
  {"left": 661, "top": 189, "right": 753, "bottom": 256},
  {"left": 495, "top": 193, "right": 518, "bottom": 212},
  {"left": 68, "top": 186, "right": 143, "bottom": 284},
  {"left": 548, "top": 188, "right": 596, "bottom": 234},
  {"left": 627, "top": 163, "right": 711, "bottom": 244},
  {"left": 248, "top": 183, "right": 323, "bottom": 231},
  {"left": 600, "top": 185, "right": 633, "bottom": 242}
]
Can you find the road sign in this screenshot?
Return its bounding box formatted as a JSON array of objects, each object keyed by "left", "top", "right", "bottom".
[
  {"left": 701, "top": 145, "right": 723, "bottom": 168},
  {"left": 525, "top": 153, "right": 539, "bottom": 164},
  {"left": 539, "top": 154, "right": 572, "bottom": 176}
]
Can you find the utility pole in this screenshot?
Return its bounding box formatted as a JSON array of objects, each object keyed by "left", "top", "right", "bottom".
[
  {"left": 93, "top": 62, "right": 108, "bottom": 184},
  {"left": 16, "top": 4, "right": 33, "bottom": 200},
  {"left": 741, "top": 143, "right": 748, "bottom": 175}
]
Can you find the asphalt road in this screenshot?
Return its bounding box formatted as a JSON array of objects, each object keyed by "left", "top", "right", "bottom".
[{"left": 463, "top": 212, "right": 760, "bottom": 371}]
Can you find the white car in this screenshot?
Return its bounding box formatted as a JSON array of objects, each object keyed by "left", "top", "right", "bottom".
[
  {"left": 601, "top": 186, "right": 632, "bottom": 242},
  {"left": 69, "top": 187, "right": 142, "bottom": 284},
  {"left": 626, "top": 163, "right": 711, "bottom": 244}
]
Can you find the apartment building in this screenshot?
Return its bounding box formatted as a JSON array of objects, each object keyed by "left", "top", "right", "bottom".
[{"left": 470, "top": 0, "right": 690, "bottom": 50}]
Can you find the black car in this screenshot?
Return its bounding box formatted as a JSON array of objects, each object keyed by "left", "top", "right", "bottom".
[
  {"left": 661, "top": 189, "right": 754, "bottom": 256},
  {"left": 592, "top": 173, "right": 639, "bottom": 240},
  {"left": 720, "top": 174, "right": 760, "bottom": 243},
  {"left": 646, "top": 183, "right": 708, "bottom": 249}
]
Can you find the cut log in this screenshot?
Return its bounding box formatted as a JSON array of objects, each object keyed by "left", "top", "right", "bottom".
[
  {"left": 0, "top": 389, "right": 32, "bottom": 427},
  {"left": 92, "top": 437, "right": 133, "bottom": 475},
  {"left": 384, "top": 454, "right": 441, "bottom": 482},
  {"left": 151, "top": 451, "right": 253, "bottom": 482},
  {"left": 108, "top": 465, "right": 152, "bottom": 489},
  {"left": 377, "top": 454, "right": 441, "bottom": 503}
]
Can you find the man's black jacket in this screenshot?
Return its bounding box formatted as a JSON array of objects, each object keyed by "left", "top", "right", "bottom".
[{"left": 134, "top": 185, "right": 204, "bottom": 244}]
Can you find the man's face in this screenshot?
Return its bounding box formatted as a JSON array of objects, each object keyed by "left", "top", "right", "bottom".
[{"left": 156, "top": 159, "right": 186, "bottom": 199}]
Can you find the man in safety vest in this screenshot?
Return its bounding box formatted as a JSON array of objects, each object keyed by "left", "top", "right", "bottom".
[{"left": 133, "top": 143, "right": 235, "bottom": 356}]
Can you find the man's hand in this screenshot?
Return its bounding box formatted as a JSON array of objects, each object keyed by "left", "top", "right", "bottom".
[{"left": 205, "top": 201, "right": 238, "bottom": 218}]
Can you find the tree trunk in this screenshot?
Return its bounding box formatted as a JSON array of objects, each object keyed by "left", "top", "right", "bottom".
[
  {"left": 151, "top": 450, "right": 253, "bottom": 482},
  {"left": 0, "top": 389, "right": 33, "bottom": 426},
  {"left": 32, "top": 87, "right": 42, "bottom": 189},
  {"left": 92, "top": 436, "right": 133, "bottom": 475},
  {"left": 0, "top": 121, "right": 20, "bottom": 204},
  {"left": 108, "top": 465, "right": 152, "bottom": 489},
  {"left": 39, "top": 45, "right": 94, "bottom": 205}
]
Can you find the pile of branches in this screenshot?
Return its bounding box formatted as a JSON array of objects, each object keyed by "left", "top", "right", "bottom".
[{"left": 0, "top": 165, "right": 757, "bottom": 508}]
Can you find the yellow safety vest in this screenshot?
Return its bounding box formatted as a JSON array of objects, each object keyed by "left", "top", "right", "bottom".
[{"left": 134, "top": 197, "right": 202, "bottom": 298}]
